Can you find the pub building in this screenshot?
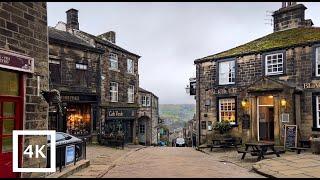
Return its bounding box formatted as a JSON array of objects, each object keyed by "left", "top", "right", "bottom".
[
  {"left": 50, "top": 9, "right": 141, "bottom": 144},
  {"left": 194, "top": 2, "right": 320, "bottom": 146},
  {"left": 0, "top": 2, "right": 49, "bottom": 178},
  {"left": 48, "top": 23, "right": 105, "bottom": 141}
]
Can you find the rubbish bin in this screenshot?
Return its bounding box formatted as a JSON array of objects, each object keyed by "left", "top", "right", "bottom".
[{"left": 311, "top": 138, "right": 320, "bottom": 154}]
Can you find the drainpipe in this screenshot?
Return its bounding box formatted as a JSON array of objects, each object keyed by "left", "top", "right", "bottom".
[{"left": 196, "top": 63, "right": 201, "bottom": 147}]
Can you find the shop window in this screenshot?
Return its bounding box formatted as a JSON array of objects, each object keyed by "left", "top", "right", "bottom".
[
  {"left": 110, "top": 82, "right": 118, "bottom": 102},
  {"left": 128, "top": 85, "right": 134, "bottom": 103},
  {"left": 265, "top": 53, "right": 283, "bottom": 75},
  {"left": 0, "top": 70, "right": 19, "bottom": 96},
  {"left": 201, "top": 121, "right": 206, "bottom": 129},
  {"left": 139, "top": 124, "right": 145, "bottom": 134},
  {"left": 66, "top": 104, "right": 91, "bottom": 136},
  {"left": 109, "top": 53, "right": 118, "bottom": 70},
  {"left": 49, "top": 59, "right": 61, "bottom": 84},
  {"left": 218, "top": 60, "right": 235, "bottom": 85},
  {"left": 316, "top": 47, "right": 320, "bottom": 77},
  {"left": 75, "top": 63, "right": 88, "bottom": 87},
  {"left": 127, "top": 59, "right": 134, "bottom": 74},
  {"left": 218, "top": 98, "right": 236, "bottom": 125}
]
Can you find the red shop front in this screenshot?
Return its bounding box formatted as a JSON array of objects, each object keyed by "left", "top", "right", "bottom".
[{"left": 0, "top": 48, "right": 34, "bottom": 178}]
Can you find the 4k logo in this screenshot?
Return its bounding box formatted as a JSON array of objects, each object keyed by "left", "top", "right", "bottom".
[{"left": 13, "top": 130, "right": 56, "bottom": 172}]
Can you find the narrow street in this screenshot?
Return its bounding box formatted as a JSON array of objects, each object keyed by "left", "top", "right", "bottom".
[{"left": 102, "top": 147, "right": 264, "bottom": 178}]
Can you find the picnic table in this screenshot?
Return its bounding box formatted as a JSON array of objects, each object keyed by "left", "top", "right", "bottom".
[
  {"left": 210, "top": 137, "right": 241, "bottom": 151},
  {"left": 237, "top": 141, "right": 280, "bottom": 161}
]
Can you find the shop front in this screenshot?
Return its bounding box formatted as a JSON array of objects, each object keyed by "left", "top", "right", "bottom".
[
  {"left": 48, "top": 92, "right": 97, "bottom": 140},
  {"left": 105, "top": 108, "right": 137, "bottom": 144},
  {"left": 0, "top": 49, "right": 34, "bottom": 178}
]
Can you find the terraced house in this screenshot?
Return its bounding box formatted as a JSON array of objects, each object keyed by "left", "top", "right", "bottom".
[{"left": 194, "top": 2, "right": 320, "bottom": 146}]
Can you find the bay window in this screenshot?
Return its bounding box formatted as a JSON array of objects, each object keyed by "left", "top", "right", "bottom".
[{"left": 218, "top": 60, "right": 235, "bottom": 85}]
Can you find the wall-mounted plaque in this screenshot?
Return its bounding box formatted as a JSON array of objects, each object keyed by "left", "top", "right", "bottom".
[
  {"left": 284, "top": 125, "right": 297, "bottom": 149},
  {"left": 281, "top": 113, "right": 289, "bottom": 123}
]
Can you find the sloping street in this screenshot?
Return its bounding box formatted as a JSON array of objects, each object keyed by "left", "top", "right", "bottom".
[{"left": 102, "top": 147, "right": 264, "bottom": 178}]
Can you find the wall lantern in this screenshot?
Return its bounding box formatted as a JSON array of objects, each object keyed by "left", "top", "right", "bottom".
[
  {"left": 241, "top": 99, "right": 248, "bottom": 108},
  {"left": 280, "top": 98, "right": 287, "bottom": 107}
]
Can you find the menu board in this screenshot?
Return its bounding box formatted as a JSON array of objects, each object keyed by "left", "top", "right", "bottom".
[{"left": 284, "top": 125, "right": 297, "bottom": 149}]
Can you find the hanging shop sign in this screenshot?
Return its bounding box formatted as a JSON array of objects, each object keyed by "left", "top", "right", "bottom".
[
  {"left": 106, "top": 108, "right": 136, "bottom": 119},
  {"left": 0, "top": 49, "right": 34, "bottom": 73},
  {"left": 303, "top": 82, "right": 320, "bottom": 89},
  {"left": 212, "top": 87, "right": 238, "bottom": 95}
]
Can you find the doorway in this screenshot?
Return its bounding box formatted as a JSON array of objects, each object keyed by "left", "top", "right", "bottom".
[{"left": 257, "top": 96, "right": 275, "bottom": 141}]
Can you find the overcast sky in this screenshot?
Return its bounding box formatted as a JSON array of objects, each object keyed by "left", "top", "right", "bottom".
[{"left": 47, "top": 2, "right": 320, "bottom": 105}]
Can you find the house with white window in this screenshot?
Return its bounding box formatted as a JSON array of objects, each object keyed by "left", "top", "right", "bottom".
[
  {"left": 193, "top": 2, "right": 320, "bottom": 146},
  {"left": 137, "top": 87, "right": 159, "bottom": 146}
]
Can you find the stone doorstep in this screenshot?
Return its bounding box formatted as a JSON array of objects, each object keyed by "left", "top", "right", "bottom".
[{"left": 46, "top": 159, "right": 90, "bottom": 178}]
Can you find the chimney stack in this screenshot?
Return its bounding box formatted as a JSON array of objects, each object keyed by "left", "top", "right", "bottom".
[
  {"left": 66, "top": 8, "right": 79, "bottom": 30},
  {"left": 98, "top": 31, "right": 116, "bottom": 44}
]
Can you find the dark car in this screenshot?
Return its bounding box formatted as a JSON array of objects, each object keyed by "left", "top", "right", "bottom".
[{"left": 47, "top": 132, "right": 84, "bottom": 167}]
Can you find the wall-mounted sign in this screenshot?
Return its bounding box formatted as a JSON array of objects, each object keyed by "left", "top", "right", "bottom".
[
  {"left": 303, "top": 82, "right": 320, "bottom": 89},
  {"left": 61, "top": 94, "right": 97, "bottom": 102},
  {"left": 65, "top": 145, "right": 75, "bottom": 165},
  {"left": 106, "top": 108, "right": 136, "bottom": 119},
  {"left": 0, "top": 49, "right": 34, "bottom": 73},
  {"left": 212, "top": 88, "right": 238, "bottom": 95},
  {"left": 284, "top": 125, "right": 297, "bottom": 149},
  {"left": 281, "top": 113, "right": 289, "bottom": 123}
]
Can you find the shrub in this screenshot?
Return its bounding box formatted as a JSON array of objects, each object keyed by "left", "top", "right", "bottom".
[{"left": 213, "top": 121, "right": 232, "bottom": 134}]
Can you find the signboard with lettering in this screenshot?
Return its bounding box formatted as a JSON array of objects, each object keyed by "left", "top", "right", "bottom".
[
  {"left": 284, "top": 125, "right": 297, "bottom": 149},
  {"left": 303, "top": 82, "right": 320, "bottom": 89},
  {"left": 106, "top": 108, "right": 137, "bottom": 119},
  {"left": 61, "top": 94, "right": 97, "bottom": 102},
  {"left": 212, "top": 88, "right": 238, "bottom": 95},
  {"left": 0, "top": 49, "right": 34, "bottom": 73}
]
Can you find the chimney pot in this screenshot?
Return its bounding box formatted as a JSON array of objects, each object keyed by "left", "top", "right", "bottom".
[{"left": 66, "top": 8, "right": 79, "bottom": 30}]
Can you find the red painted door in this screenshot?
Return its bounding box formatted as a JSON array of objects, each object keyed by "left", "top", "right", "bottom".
[{"left": 0, "top": 69, "right": 23, "bottom": 178}]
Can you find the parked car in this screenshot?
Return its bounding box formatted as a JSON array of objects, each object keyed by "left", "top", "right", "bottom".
[
  {"left": 47, "top": 132, "right": 84, "bottom": 167},
  {"left": 175, "top": 138, "right": 186, "bottom": 147}
]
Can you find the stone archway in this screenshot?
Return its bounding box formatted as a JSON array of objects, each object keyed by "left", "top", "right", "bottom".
[{"left": 137, "top": 116, "right": 151, "bottom": 146}]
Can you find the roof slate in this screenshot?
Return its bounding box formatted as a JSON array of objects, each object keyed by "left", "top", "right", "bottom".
[{"left": 195, "top": 27, "right": 320, "bottom": 63}]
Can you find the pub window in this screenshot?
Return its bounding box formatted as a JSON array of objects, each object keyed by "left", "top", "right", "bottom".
[
  {"left": 316, "top": 47, "right": 320, "bottom": 77},
  {"left": 218, "top": 60, "right": 235, "bottom": 85},
  {"left": 146, "top": 96, "right": 151, "bottom": 107},
  {"left": 141, "top": 96, "right": 147, "bottom": 106},
  {"left": 265, "top": 53, "right": 283, "bottom": 75},
  {"left": 316, "top": 96, "right": 320, "bottom": 128},
  {"left": 75, "top": 63, "right": 88, "bottom": 87},
  {"left": 218, "top": 98, "right": 236, "bottom": 125},
  {"left": 109, "top": 53, "right": 118, "bottom": 70},
  {"left": 201, "top": 121, "right": 206, "bottom": 130},
  {"left": 110, "top": 82, "right": 118, "bottom": 102},
  {"left": 49, "top": 59, "right": 61, "bottom": 84},
  {"left": 127, "top": 59, "right": 134, "bottom": 74},
  {"left": 128, "top": 85, "right": 134, "bottom": 103}
]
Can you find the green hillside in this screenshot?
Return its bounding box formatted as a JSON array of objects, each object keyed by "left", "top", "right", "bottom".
[{"left": 159, "top": 104, "right": 195, "bottom": 122}]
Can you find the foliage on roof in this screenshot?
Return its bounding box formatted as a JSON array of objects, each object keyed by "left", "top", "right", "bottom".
[{"left": 196, "top": 27, "right": 320, "bottom": 63}]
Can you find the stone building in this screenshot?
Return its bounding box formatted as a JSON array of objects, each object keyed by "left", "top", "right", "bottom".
[
  {"left": 0, "top": 2, "right": 49, "bottom": 178},
  {"left": 48, "top": 24, "right": 105, "bottom": 141},
  {"left": 194, "top": 2, "right": 320, "bottom": 146},
  {"left": 137, "top": 87, "right": 159, "bottom": 146},
  {"left": 50, "top": 8, "right": 141, "bottom": 144}
]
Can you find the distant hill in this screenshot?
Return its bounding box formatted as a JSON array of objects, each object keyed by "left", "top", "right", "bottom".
[{"left": 159, "top": 104, "right": 195, "bottom": 123}]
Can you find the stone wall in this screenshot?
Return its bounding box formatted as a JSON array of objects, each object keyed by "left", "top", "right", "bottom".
[{"left": 0, "top": 2, "right": 49, "bottom": 177}]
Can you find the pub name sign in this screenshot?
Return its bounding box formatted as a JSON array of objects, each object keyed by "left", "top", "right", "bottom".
[
  {"left": 304, "top": 82, "right": 320, "bottom": 89},
  {"left": 0, "top": 49, "right": 34, "bottom": 73},
  {"left": 212, "top": 88, "right": 238, "bottom": 95}
]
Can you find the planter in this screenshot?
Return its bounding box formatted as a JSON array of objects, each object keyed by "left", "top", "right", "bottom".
[{"left": 311, "top": 138, "right": 320, "bottom": 154}]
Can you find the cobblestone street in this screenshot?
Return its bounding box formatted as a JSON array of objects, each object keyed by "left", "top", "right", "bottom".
[{"left": 102, "top": 147, "right": 264, "bottom": 178}]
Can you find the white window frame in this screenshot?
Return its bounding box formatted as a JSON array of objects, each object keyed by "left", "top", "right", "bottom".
[
  {"left": 316, "top": 47, "right": 320, "bottom": 77},
  {"left": 75, "top": 63, "right": 87, "bottom": 70},
  {"left": 127, "top": 59, "right": 134, "bottom": 74},
  {"left": 109, "top": 53, "right": 118, "bottom": 70},
  {"left": 110, "top": 82, "right": 118, "bottom": 102},
  {"left": 49, "top": 59, "right": 60, "bottom": 64},
  {"left": 316, "top": 96, "right": 320, "bottom": 128},
  {"left": 218, "top": 98, "right": 236, "bottom": 125},
  {"left": 128, "top": 85, "right": 134, "bottom": 103},
  {"left": 141, "top": 96, "right": 146, "bottom": 106},
  {"left": 146, "top": 96, "right": 151, "bottom": 107},
  {"left": 218, "top": 60, "right": 235, "bottom": 85},
  {"left": 265, "top": 53, "right": 284, "bottom": 76}
]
